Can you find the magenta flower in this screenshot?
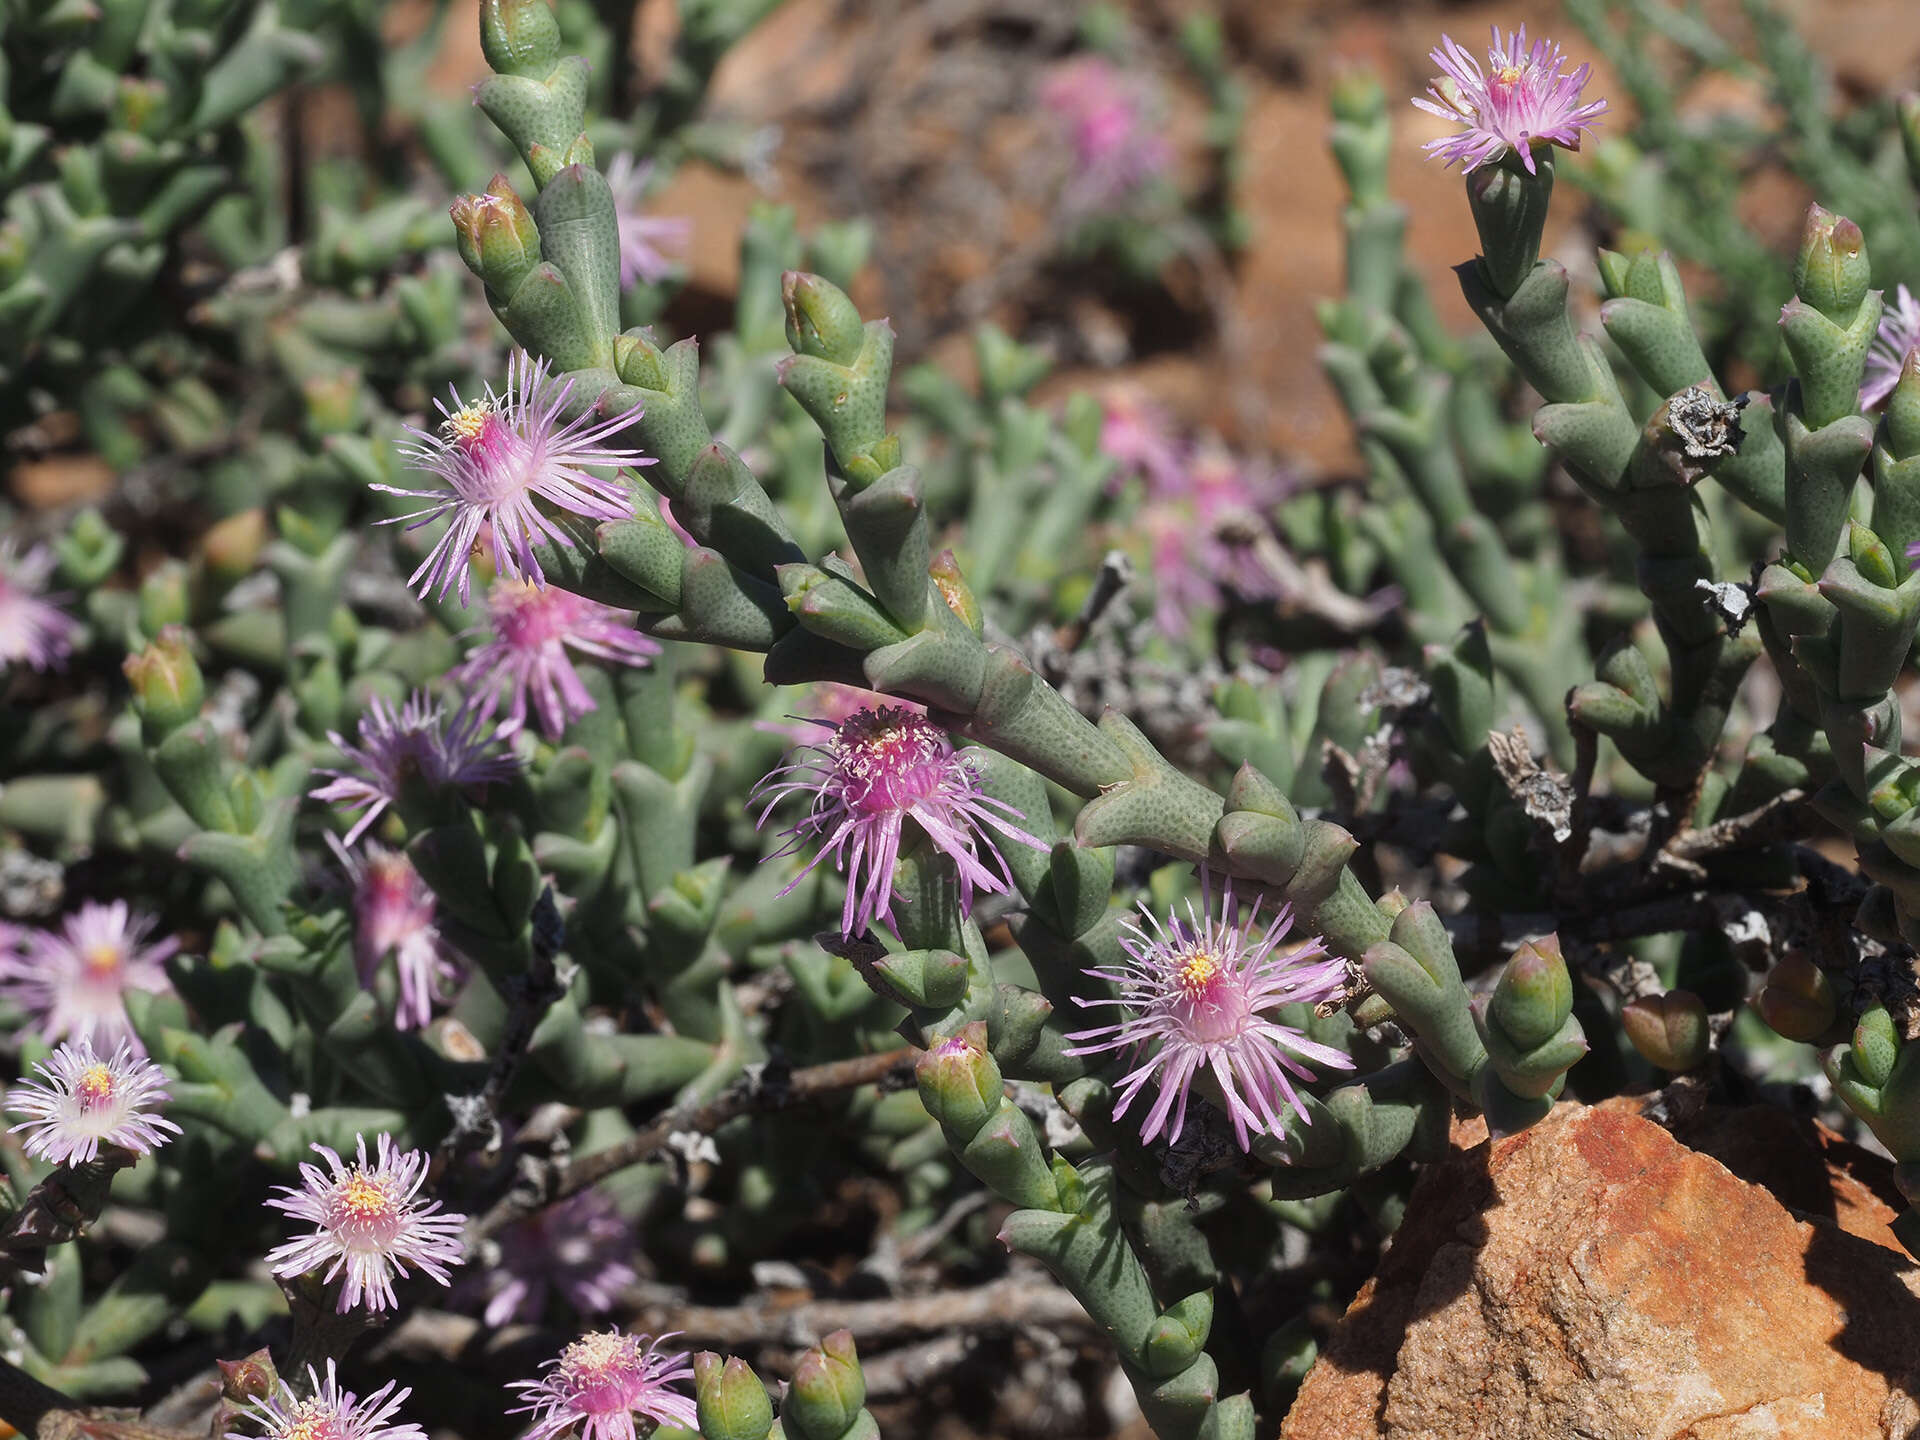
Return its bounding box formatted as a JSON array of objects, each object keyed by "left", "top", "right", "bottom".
[
  {"left": 0, "top": 541, "right": 79, "bottom": 674},
  {"left": 0, "top": 901, "right": 176, "bottom": 1052},
  {"left": 461, "top": 1188, "right": 638, "bottom": 1327},
  {"left": 310, "top": 690, "right": 518, "bottom": 845},
  {"left": 327, "top": 835, "right": 462, "bottom": 1031},
  {"left": 1064, "top": 875, "right": 1353, "bottom": 1150},
  {"left": 1413, "top": 26, "right": 1607, "bottom": 174},
  {"left": 508, "top": 1330, "right": 698, "bottom": 1440},
  {"left": 225, "top": 1359, "right": 425, "bottom": 1440},
  {"left": 1039, "top": 55, "right": 1172, "bottom": 212},
  {"left": 1098, "top": 385, "right": 1187, "bottom": 498},
  {"left": 1864, "top": 284, "right": 1920, "bottom": 411},
  {"left": 753, "top": 683, "right": 920, "bottom": 748},
  {"left": 455, "top": 579, "right": 661, "bottom": 742},
  {"left": 7, "top": 1039, "right": 180, "bottom": 1167},
  {"left": 605, "top": 153, "right": 693, "bottom": 289},
  {"left": 264, "top": 1133, "right": 466, "bottom": 1313},
  {"left": 375, "top": 350, "right": 647, "bottom": 604},
  {"left": 1138, "top": 445, "right": 1296, "bottom": 636},
  {"left": 751, "top": 706, "right": 1046, "bottom": 937}
]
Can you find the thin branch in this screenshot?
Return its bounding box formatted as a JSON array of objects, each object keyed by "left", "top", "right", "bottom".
[
  {"left": 623, "top": 1274, "right": 1095, "bottom": 1348},
  {"left": 469, "top": 1048, "right": 918, "bottom": 1242}
]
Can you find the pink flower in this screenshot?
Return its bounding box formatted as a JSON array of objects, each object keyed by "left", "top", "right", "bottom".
[
  {"left": 264, "top": 1133, "right": 466, "bottom": 1313},
  {"left": 0, "top": 542, "right": 79, "bottom": 674},
  {"left": 462, "top": 1188, "right": 638, "bottom": 1327},
  {"left": 327, "top": 835, "right": 462, "bottom": 1031},
  {"left": 508, "top": 1330, "right": 698, "bottom": 1440},
  {"left": 1039, "top": 55, "right": 1172, "bottom": 212},
  {"left": 1064, "top": 874, "right": 1353, "bottom": 1150},
  {"left": 605, "top": 153, "right": 693, "bottom": 289},
  {"left": 751, "top": 707, "right": 1046, "bottom": 937},
  {"left": 1413, "top": 26, "right": 1607, "bottom": 174},
  {"left": 310, "top": 690, "right": 518, "bottom": 845},
  {"left": 1098, "top": 386, "right": 1186, "bottom": 498},
  {"left": 375, "top": 350, "right": 647, "bottom": 604},
  {"left": 1138, "top": 446, "right": 1296, "bottom": 636},
  {"left": 0, "top": 901, "right": 176, "bottom": 1052},
  {"left": 1864, "top": 284, "right": 1920, "bottom": 411},
  {"left": 225, "top": 1359, "right": 425, "bottom": 1440},
  {"left": 753, "top": 683, "right": 920, "bottom": 747},
  {"left": 7, "top": 1039, "right": 179, "bottom": 1167},
  {"left": 455, "top": 579, "right": 661, "bottom": 742}
]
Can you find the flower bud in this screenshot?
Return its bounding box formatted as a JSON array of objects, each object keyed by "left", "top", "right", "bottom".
[
  {"left": 451, "top": 180, "right": 541, "bottom": 298},
  {"left": 124, "top": 626, "right": 205, "bottom": 736},
  {"left": 694, "top": 1352, "right": 773, "bottom": 1440},
  {"left": 1621, "top": 990, "right": 1709, "bottom": 1072},
  {"left": 783, "top": 1330, "right": 866, "bottom": 1440},
  {"left": 915, "top": 1022, "right": 1000, "bottom": 1140},
  {"left": 782, "top": 270, "right": 865, "bottom": 366},
  {"left": 1793, "top": 203, "right": 1871, "bottom": 320},
  {"left": 1489, "top": 935, "right": 1573, "bottom": 1050},
  {"left": 929, "top": 549, "right": 981, "bottom": 635},
  {"left": 1755, "top": 954, "right": 1837, "bottom": 1041},
  {"left": 301, "top": 370, "right": 362, "bottom": 436},
  {"left": 479, "top": 0, "right": 561, "bottom": 78},
  {"left": 137, "top": 559, "right": 191, "bottom": 636},
  {"left": 197, "top": 508, "right": 267, "bottom": 591},
  {"left": 215, "top": 1349, "right": 277, "bottom": 1404}
]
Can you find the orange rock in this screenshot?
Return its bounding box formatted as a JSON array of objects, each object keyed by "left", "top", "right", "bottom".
[{"left": 1283, "top": 1101, "right": 1920, "bottom": 1440}]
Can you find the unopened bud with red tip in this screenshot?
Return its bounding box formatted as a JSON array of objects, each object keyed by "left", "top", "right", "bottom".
[
  {"left": 124, "top": 626, "right": 204, "bottom": 738},
  {"left": 451, "top": 179, "right": 541, "bottom": 298},
  {"left": 694, "top": 1352, "right": 773, "bottom": 1440},
  {"left": 1756, "top": 954, "right": 1837, "bottom": 1041},
  {"left": 215, "top": 1348, "right": 277, "bottom": 1405},
  {"left": 1793, "top": 203, "right": 1872, "bottom": 321},
  {"left": 1621, "top": 989, "right": 1710, "bottom": 1072},
  {"left": 929, "top": 549, "right": 981, "bottom": 634},
  {"left": 782, "top": 270, "right": 866, "bottom": 366},
  {"left": 479, "top": 0, "right": 561, "bottom": 78},
  {"left": 784, "top": 1330, "right": 867, "bottom": 1440},
  {"left": 915, "top": 1022, "right": 1001, "bottom": 1141},
  {"left": 197, "top": 508, "right": 268, "bottom": 592}
]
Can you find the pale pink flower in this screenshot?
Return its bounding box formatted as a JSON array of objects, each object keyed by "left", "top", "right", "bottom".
[
  {"left": 327, "top": 835, "right": 462, "bottom": 1031},
  {"left": 751, "top": 706, "right": 1046, "bottom": 937},
  {"left": 1065, "top": 874, "right": 1352, "bottom": 1150},
  {"left": 1039, "top": 55, "right": 1172, "bottom": 212},
  {"left": 1413, "top": 26, "right": 1607, "bottom": 174},
  {"left": 310, "top": 690, "right": 518, "bottom": 845},
  {"left": 1098, "top": 385, "right": 1186, "bottom": 497},
  {"left": 264, "top": 1133, "right": 466, "bottom": 1313},
  {"left": 0, "top": 541, "right": 78, "bottom": 673},
  {"left": 1139, "top": 446, "right": 1297, "bottom": 636},
  {"left": 8, "top": 1039, "right": 179, "bottom": 1167},
  {"left": 225, "top": 1359, "right": 425, "bottom": 1440},
  {"left": 0, "top": 901, "right": 176, "bottom": 1052},
  {"left": 375, "top": 350, "right": 647, "bottom": 604},
  {"left": 508, "top": 1330, "right": 698, "bottom": 1440},
  {"left": 605, "top": 153, "right": 693, "bottom": 289},
  {"left": 461, "top": 1188, "right": 638, "bottom": 1327},
  {"left": 1864, "top": 284, "right": 1920, "bottom": 411},
  {"left": 455, "top": 579, "right": 660, "bottom": 742}
]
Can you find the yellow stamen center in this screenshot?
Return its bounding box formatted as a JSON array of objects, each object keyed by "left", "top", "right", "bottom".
[
  {"left": 1174, "top": 949, "right": 1221, "bottom": 996},
  {"left": 282, "top": 1403, "right": 337, "bottom": 1440},
  {"left": 1493, "top": 64, "right": 1525, "bottom": 87},
  {"left": 338, "top": 1171, "right": 396, "bottom": 1220},
  {"left": 564, "top": 1331, "right": 629, "bottom": 1378},
  {"left": 441, "top": 404, "right": 494, "bottom": 446},
  {"left": 82, "top": 943, "right": 122, "bottom": 979},
  {"left": 74, "top": 1065, "right": 115, "bottom": 1105}
]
